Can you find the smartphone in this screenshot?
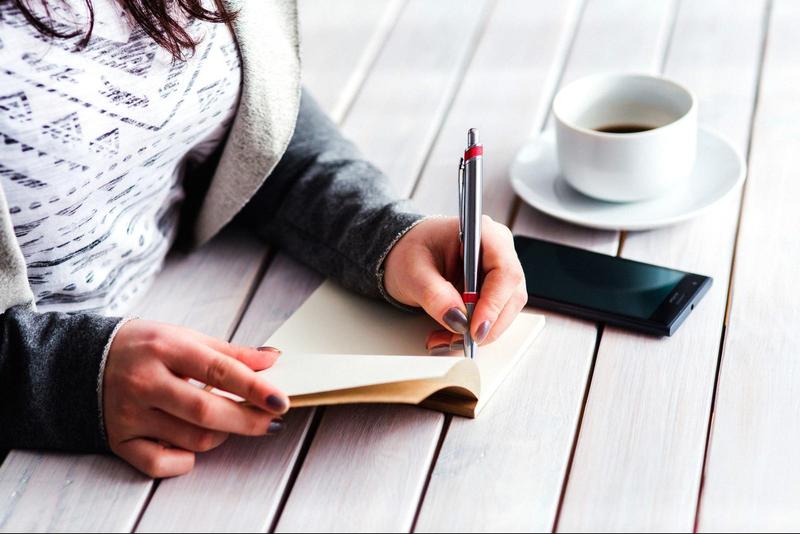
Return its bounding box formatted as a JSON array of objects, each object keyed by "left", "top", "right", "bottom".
[{"left": 513, "top": 235, "right": 712, "bottom": 336}]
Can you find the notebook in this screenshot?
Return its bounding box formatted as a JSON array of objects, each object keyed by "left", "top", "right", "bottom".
[{"left": 215, "top": 281, "right": 545, "bottom": 417}]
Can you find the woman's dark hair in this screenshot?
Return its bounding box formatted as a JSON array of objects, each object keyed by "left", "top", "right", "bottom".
[{"left": 10, "top": 0, "right": 237, "bottom": 60}]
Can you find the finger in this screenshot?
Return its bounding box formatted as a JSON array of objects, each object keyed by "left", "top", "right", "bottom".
[
  {"left": 471, "top": 221, "right": 525, "bottom": 342},
  {"left": 143, "top": 409, "right": 230, "bottom": 452},
  {"left": 115, "top": 438, "right": 195, "bottom": 478},
  {"left": 165, "top": 341, "right": 289, "bottom": 414},
  {"left": 189, "top": 331, "right": 281, "bottom": 371},
  {"left": 426, "top": 329, "right": 461, "bottom": 355},
  {"left": 477, "top": 282, "right": 528, "bottom": 345},
  {"left": 406, "top": 264, "right": 469, "bottom": 335},
  {"left": 470, "top": 268, "right": 520, "bottom": 342},
  {"left": 152, "top": 377, "right": 279, "bottom": 435}
]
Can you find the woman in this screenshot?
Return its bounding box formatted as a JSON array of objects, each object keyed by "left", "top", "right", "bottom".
[{"left": 0, "top": 0, "right": 526, "bottom": 478}]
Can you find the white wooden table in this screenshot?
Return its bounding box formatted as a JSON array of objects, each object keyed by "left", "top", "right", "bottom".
[{"left": 1, "top": 0, "right": 797, "bottom": 531}]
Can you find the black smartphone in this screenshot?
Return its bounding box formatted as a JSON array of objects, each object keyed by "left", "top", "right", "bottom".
[{"left": 513, "top": 235, "right": 712, "bottom": 336}]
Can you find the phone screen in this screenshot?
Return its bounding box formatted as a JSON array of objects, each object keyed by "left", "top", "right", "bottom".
[{"left": 514, "top": 236, "right": 688, "bottom": 321}]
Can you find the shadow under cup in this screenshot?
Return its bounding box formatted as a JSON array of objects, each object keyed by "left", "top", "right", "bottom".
[{"left": 553, "top": 74, "right": 697, "bottom": 202}]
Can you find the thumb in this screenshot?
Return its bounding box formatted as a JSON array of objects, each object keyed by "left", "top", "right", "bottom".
[{"left": 407, "top": 268, "right": 469, "bottom": 335}]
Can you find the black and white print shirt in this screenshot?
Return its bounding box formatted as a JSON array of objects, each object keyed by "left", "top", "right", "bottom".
[{"left": 0, "top": 0, "right": 241, "bottom": 315}]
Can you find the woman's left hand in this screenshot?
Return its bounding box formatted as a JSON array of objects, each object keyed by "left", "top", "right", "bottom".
[{"left": 383, "top": 216, "right": 527, "bottom": 354}]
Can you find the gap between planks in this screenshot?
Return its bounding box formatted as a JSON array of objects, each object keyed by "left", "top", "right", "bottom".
[
  {"left": 410, "top": 416, "right": 452, "bottom": 533},
  {"left": 406, "top": 0, "right": 499, "bottom": 202},
  {"left": 692, "top": 1, "right": 773, "bottom": 531},
  {"left": 267, "top": 407, "right": 326, "bottom": 534},
  {"left": 326, "top": 0, "right": 408, "bottom": 124},
  {"left": 551, "top": 324, "right": 604, "bottom": 532}
]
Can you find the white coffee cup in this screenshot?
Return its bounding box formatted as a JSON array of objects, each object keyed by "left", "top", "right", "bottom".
[{"left": 552, "top": 73, "right": 697, "bottom": 202}]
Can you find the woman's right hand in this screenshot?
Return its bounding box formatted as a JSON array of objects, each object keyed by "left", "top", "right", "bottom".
[{"left": 103, "top": 319, "right": 288, "bottom": 478}]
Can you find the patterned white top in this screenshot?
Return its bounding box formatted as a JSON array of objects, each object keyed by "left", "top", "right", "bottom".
[{"left": 0, "top": 0, "right": 241, "bottom": 315}]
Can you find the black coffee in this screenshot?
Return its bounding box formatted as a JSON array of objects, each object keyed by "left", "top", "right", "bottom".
[{"left": 594, "top": 123, "right": 656, "bottom": 134}]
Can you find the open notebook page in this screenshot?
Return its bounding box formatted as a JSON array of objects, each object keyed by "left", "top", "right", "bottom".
[{"left": 251, "top": 281, "right": 545, "bottom": 413}]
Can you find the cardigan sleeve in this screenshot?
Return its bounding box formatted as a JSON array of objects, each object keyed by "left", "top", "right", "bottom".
[
  {"left": 0, "top": 305, "right": 125, "bottom": 452},
  {"left": 236, "top": 89, "right": 429, "bottom": 300}
]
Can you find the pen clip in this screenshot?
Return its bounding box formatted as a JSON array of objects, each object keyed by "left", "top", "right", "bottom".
[{"left": 458, "top": 157, "right": 465, "bottom": 243}]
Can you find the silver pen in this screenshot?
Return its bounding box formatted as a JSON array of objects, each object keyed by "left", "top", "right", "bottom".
[{"left": 459, "top": 128, "right": 483, "bottom": 359}]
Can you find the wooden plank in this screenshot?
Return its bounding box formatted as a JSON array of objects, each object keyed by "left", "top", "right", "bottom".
[
  {"left": 338, "top": 0, "right": 482, "bottom": 198},
  {"left": 410, "top": 0, "right": 574, "bottom": 222},
  {"left": 557, "top": 1, "right": 766, "bottom": 531},
  {"left": 414, "top": 0, "right": 678, "bottom": 531},
  {"left": 696, "top": 2, "right": 800, "bottom": 531},
  {"left": 298, "top": 0, "right": 405, "bottom": 122},
  {"left": 0, "top": 1, "right": 402, "bottom": 532},
  {"left": 131, "top": 228, "right": 267, "bottom": 335},
  {"left": 280, "top": 406, "right": 442, "bottom": 532},
  {"left": 137, "top": 1, "right": 467, "bottom": 531},
  {"left": 136, "top": 408, "right": 312, "bottom": 533},
  {"left": 0, "top": 453, "right": 150, "bottom": 533}
]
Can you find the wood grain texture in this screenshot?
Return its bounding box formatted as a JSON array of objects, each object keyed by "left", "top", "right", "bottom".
[
  {"left": 557, "top": 1, "right": 766, "bottom": 531},
  {"left": 299, "top": 0, "right": 405, "bottom": 122},
  {"left": 132, "top": 227, "right": 268, "bottom": 334},
  {"left": 277, "top": 406, "right": 442, "bottom": 533},
  {"left": 339, "top": 0, "right": 487, "bottom": 198},
  {"left": 415, "top": 0, "right": 675, "bottom": 531},
  {"left": 411, "top": 0, "right": 579, "bottom": 222},
  {"left": 135, "top": 409, "right": 313, "bottom": 533},
  {"left": 0, "top": 452, "right": 150, "bottom": 533},
  {"left": 697, "top": 1, "right": 800, "bottom": 531},
  {"left": 416, "top": 315, "right": 597, "bottom": 533}
]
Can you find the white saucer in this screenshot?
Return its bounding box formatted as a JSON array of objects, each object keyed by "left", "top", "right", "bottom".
[{"left": 510, "top": 127, "right": 745, "bottom": 231}]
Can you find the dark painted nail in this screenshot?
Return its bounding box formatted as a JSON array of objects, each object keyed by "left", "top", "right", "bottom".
[
  {"left": 442, "top": 307, "right": 468, "bottom": 334},
  {"left": 450, "top": 339, "right": 464, "bottom": 352},
  {"left": 258, "top": 346, "right": 282, "bottom": 355},
  {"left": 429, "top": 345, "right": 451, "bottom": 356},
  {"left": 267, "top": 419, "right": 284, "bottom": 435},
  {"left": 475, "top": 321, "right": 492, "bottom": 344},
  {"left": 266, "top": 394, "right": 288, "bottom": 413}
]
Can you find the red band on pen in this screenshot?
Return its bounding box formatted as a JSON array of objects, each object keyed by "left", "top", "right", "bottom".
[
  {"left": 464, "top": 145, "right": 483, "bottom": 161},
  {"left": 462, "top": 292, "right": 478, "bottom": 304}
]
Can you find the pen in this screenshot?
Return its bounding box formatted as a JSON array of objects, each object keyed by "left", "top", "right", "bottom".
[{"left": 459, "top": 128, "right": 483, "bottom": 359}]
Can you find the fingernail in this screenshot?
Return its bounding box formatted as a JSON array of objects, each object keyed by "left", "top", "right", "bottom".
[
  {"left": 450, "top": 339, "right": 464, "bottom": 352},
  {"left": 267, "top": 419, "right": 284, "bottom": 435},
  {"left": 442, "top": 307, "right": 468, "bottom": 334},
  {"left": 258, "top": 346, "right": 282, "bottom": 355},
  {"left": 429, "top": 344, "right": 451, "bottom": 356},
  {"left": 475, "top": 321, "right": 492, "bottom": 343},
  {"left": 266, "top": 394, "right": 289, "bottom": 413}
]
